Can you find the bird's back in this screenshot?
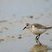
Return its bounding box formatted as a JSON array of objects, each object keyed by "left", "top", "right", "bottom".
[{"left": 33, "top": 23, "right": 52, "bottom": 29}]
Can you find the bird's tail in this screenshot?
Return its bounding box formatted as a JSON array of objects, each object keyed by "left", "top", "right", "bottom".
[{"left": 45, "top": 27, "right": 52, "bottom": 29}]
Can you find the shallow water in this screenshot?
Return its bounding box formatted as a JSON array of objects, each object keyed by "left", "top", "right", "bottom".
[{"left": 0, "top": 0, "right": 52, "bottom": 52}]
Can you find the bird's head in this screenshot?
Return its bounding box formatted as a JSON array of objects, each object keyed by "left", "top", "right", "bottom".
[{"left": 23, "top": 23, "right": 31, "bottom": 30}]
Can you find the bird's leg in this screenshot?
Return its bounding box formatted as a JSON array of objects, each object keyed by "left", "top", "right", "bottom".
[
  {"left": 36, "top": 36, "right": 39, "bottom": 43},
  {"left": 36, "top": 34, "right": 40, "bottom": 43},
  {"left": 36, "top": 36, "right": 39, "bottom": 40}
]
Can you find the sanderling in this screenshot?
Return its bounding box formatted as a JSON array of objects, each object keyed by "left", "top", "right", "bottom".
[{"left": 23, "top": 23, "right": 52, "bottom": 43}]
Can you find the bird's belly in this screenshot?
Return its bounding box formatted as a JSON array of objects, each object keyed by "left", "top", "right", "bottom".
[{"left": 30, "top": 28, "right": 46, "bottom": 35}]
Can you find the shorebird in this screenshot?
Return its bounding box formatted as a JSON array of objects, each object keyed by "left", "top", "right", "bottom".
[{"left": 23, "top": 23, "right": 52, "bottom": 43}]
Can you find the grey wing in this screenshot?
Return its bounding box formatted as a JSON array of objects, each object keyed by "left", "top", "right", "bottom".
[{"left": 33, "top": 23, "right": 47, "bottom": 29}]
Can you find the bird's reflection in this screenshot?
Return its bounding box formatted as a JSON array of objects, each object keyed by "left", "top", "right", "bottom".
[{"left": 30, "top": 40, "right": 52, "bottom": 52}]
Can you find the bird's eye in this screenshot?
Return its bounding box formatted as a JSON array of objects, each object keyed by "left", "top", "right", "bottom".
[
  {"left": 26, "top": 23, "right": 29, "bottom": 26},
  {"left": 27, "top": 24, "right": 29, "bottom": 26}
]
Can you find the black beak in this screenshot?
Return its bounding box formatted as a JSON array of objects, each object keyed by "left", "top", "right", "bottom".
[{"left": 23, "top": 26, "right": 26, "bottom": 30}]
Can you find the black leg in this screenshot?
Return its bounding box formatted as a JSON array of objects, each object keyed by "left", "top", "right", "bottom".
[
  {"left": 36, "top": 36, "right": 39, "bottom": 40},
  {"left": 39, "top": 34, "right": 40, "bottom": 37},
  {"left": 35, "top": 34, "right": 40, "bottom": 43},
  {"left": 35, "top": 36, "right": 38, "bottom": 43}
]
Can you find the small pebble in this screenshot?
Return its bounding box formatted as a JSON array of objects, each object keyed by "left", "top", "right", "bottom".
[
  {"left": 18, "top": 34, "right": 22, "bottom": 39},
  {"left": 0, "top": 39, "right": 5, "bottom": 42},
  {"left": 4, "top": 27, "right": 8, "bottom": 30},
  {"left": 11, "top": 36, "right": 15, "bottom": 38},
  {"left": 29, "top": 16, "right": 33, "bottom": 18},
  {"left": 45, "top": 33, "right": 49, "bottom": 35}
]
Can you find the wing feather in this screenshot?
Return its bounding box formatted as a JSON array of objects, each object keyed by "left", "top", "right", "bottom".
[{"left": 32, "top": 24, "right": 47, "bottom": 29}]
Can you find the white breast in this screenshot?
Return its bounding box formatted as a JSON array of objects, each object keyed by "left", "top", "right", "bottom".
[{"left": 29, "top": 25, "right": 46, "bottom": 35}]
